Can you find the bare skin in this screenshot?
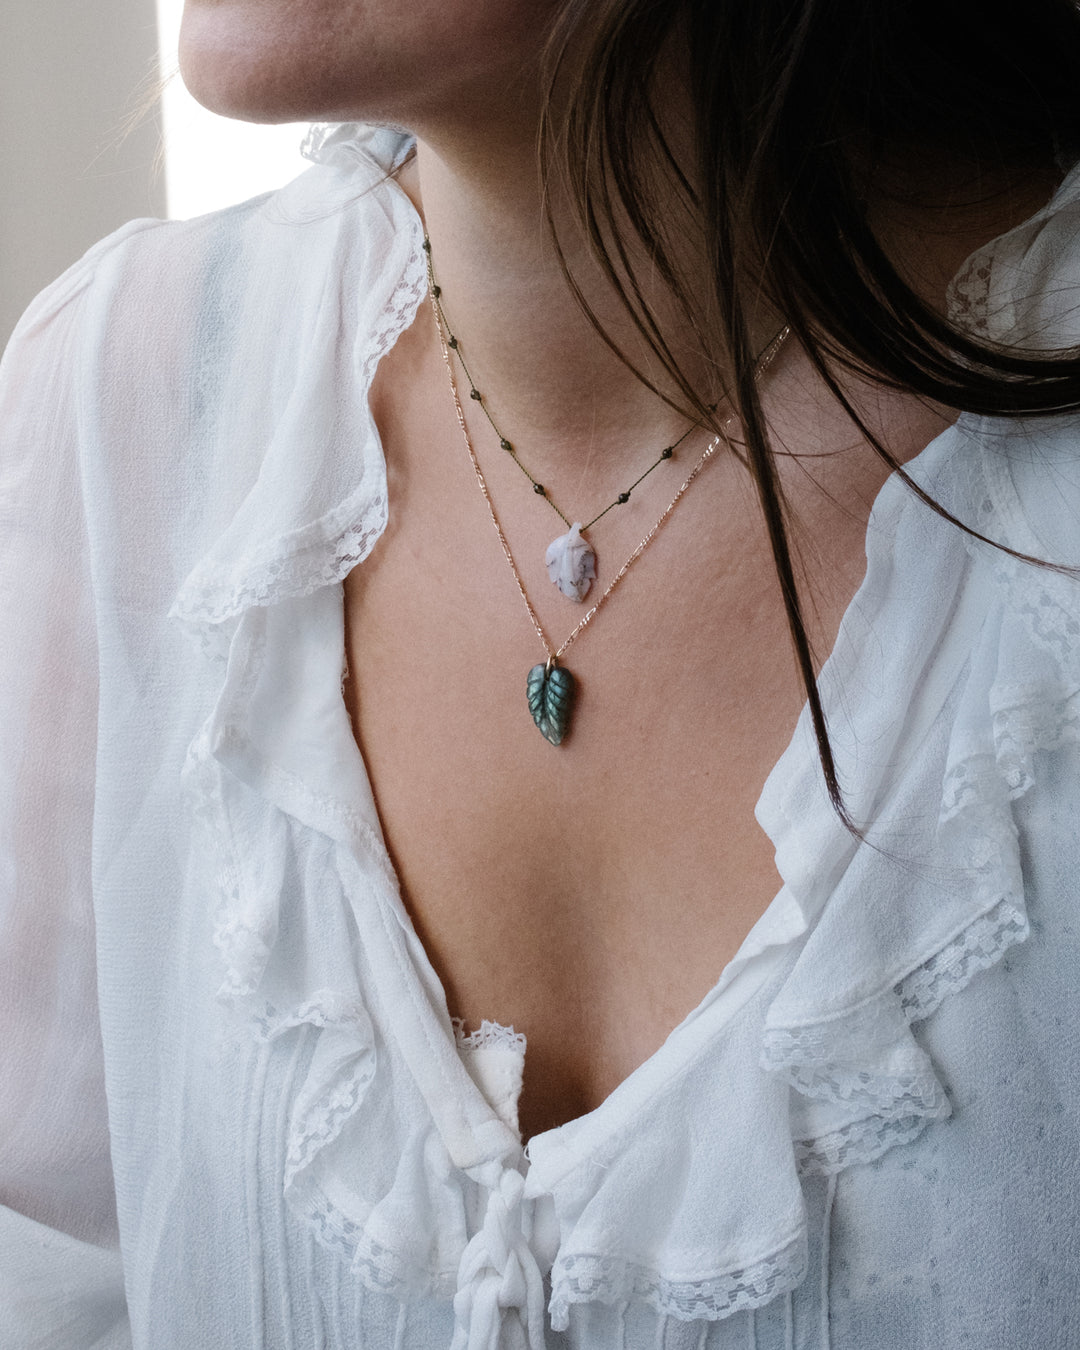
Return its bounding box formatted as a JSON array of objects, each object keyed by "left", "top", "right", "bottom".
[
  {"left": 345, "top": 153, "right": 1057, "bottom": 1141},
  {"left": 345, "top": 253, "right": 951, "bottom": 1140},
  {"left": 181, "top": 0, "right": 1061, "bottom": 1141}
]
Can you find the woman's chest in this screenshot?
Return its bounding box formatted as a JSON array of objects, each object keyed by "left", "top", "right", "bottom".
[
  {"left": 345, "top": 334, "right": 927, "bottom": 1137},
  {"left": 341, "top": 474, "right": 834, "bottom": 1137}
]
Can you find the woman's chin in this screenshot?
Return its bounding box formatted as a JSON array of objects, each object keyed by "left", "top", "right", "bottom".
[{"left": 177, "top": 8, "right": 356, "bottom": 124}]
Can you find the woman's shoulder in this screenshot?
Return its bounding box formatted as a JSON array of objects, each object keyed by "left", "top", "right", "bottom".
[
  {"left": 7, "top": 123, "right": 422, "bottom": 369},
  {"left": 948, "top": 157, "right": 1080, "bottom": 348},
  {"left": 969, "top": 412, "right": 1080, "bottom": 574},
  {"left": 900, "top": 408, "right": 1080, "bottom": 577},
  {"left": 0, "top": 124, "right": 427, "bottom": 624},
  {"left": 937, "top": 157, "right": 1080, "bottom": 568}
]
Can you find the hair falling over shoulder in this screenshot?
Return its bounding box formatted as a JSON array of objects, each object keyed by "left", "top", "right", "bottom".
[{"left": 537, "top": 0, "right": 1080, "bottom": 822}]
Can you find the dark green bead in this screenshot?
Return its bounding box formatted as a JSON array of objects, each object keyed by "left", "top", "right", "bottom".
[
  {"left": 448, "top": 336, "right": 458, "bottom": 349},
  {"left": 470, "top": 389, "right": 482, "bottom": 401},
  {"left": 534, "top": 483, "right": 546, "bottom": 495},
  {"left": 500, "top": 439, "right": 513, "bottom": 452},
  {"left": 422, "top": 238, "right": 431, "bottom": 252},
  {"left": 432, "top": 284, "right": 441, "bottom": 298},
  {"left": 617, "top": 491, "right": 630, "bottom": 504},
  {"left": 661, "top": 447, "right": 673, "bottom": 459}
]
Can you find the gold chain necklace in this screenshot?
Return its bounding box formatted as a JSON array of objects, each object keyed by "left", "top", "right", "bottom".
[
  {"left": 428, "top": 278, "right": 790, "bottom": 745},
  {"left": 425, "top": 235, "right": 705, "bottom": 603}
]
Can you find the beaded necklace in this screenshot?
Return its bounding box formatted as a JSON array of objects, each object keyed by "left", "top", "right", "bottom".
[
  {"left": 425, "top": 235, "right": 704, "bottom": 602},
  {"left": 425, "top": 240, "right": 791, "bottom": 744}
]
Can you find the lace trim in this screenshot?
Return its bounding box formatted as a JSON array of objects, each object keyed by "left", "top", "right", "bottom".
[
  {"left": 979, "top": 460, "right": 1080, "bottom": 660},
  {"left": 351, "top": 1229, "right": 457, "bottom": 1302},
  {"left": 766, "top": 1053, "right": 946, "bottom": 1119},
  {"left": 946, "top": 254, "right": 995, "bottom": 337},
  {"left": 943, "top": 486, "right": 1080, "bottom": 811},
  {"left": 175, "top": 507, "right": 388, "bottom": 629},
  {"left": 944, "top": 703, "right": 1078, "bottom": 835},
  {"left": 548, "top": 1231, "right": 806, "bottom": 1331},
  {"left": 213, "top": 863, "right": 272, "bottom": 1001},
  {"left": 452, "top": 1018, "right": 527, "bottom": 1056},
  {"left": 171, "top": 252, "right": 426, "bottom": 631},
  {"left": 763, "top": 896, "right": 1027, "bottom": 1110},
  {"left": 1007, "top": 570, "right": 1080, "bottom": 663},
  {"left": 182, "top": 724, "right": 276, "bottom": 1003},
  {"left": 181, "top": 281, "right": 1075, "bottom": 1324},
  {"left": 896, "top": 896, "right": 1028, "bottom": 1022},
  {"left": 943, "top": 693, "right": 1080, "bottom": 823},
  {"left": 795, "top": 1113, "right": 931, "bottom": 1177},
  {"left": 301, "top": 1202, "right": 460, "bottom": 1302},
  {"left": 281, "top": 1008, "right": 378, "bottom": 1189}
]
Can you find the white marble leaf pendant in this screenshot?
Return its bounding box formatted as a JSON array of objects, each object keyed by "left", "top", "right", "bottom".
[{"left": 545, "top": 522, "right": 597, "bottom": 602}]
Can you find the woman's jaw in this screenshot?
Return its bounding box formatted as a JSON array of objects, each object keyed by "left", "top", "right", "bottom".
[{"left": 177, "top": 0, "right": 562, "bottom": 131}]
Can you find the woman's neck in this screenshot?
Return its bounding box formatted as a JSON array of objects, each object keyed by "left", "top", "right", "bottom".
[
  {"left": 396, "top": 118, "right": 1062, "bottom": 487},
  {"left": 399, "top": 129, "right": 718, "bottom": 479}
]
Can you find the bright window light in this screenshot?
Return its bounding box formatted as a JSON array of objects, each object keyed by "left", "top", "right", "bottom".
[{"left": 155, "top": 0, "right": 310, "bottom": 220}]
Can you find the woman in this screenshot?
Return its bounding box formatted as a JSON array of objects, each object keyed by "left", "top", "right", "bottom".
[{"left": 2, "top": 0, "right": 1078, "bottom": 1345}]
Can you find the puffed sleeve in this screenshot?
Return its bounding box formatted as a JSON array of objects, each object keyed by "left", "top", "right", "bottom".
[{"left": 0, "top": 264, "right": 130, "bottom": 1347}]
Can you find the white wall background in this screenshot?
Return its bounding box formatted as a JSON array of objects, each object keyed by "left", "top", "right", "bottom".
[
  {"left": 1, "top": 0, "right": 310, "bottom": 346},
  {"left": 0, "top": 0, "right": 165, "bottom": 344},
  {"left": 156, "top": 0, "right": 307, "bottom": 221}
]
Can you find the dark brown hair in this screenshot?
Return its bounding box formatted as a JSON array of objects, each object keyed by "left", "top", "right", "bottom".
[{"left": 539, "top": 0, "right": 1080, "bottom": 820}]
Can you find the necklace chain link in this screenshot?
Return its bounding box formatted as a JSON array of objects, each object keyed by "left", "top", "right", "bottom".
[
  {"left": 425, "top": 236, "right": 700, "bottom": 532},
  {"left": 426, "top": 254, "right": 790, "bottom": 665}
]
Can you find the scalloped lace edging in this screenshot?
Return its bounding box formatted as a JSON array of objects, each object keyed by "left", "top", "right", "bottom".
[
  {"left": 794, "top": 1112, "right": 931, "bottom": 1177},
  {"left": 353, "top": 1229, "right": 457, "bottom": 1301},
  {"left": 896, "top": 895, "right": 1028, "bottom": 1022},
  {"left": 286, "top": 1087, "right": 378, "bottom": 1207},
  {"left": 174, "top": 508, "right": 389, "bottom": 631},
  {"left": 181, "top": 724, "right": 275, "bottom": 1002},
  {"left": 765, "top": 1052, "right": 948, "bottom": 1119},
  {"left": 763, "top": 897, "right": 1027, "bottom": 1107},
  {"left": 547, "top": 1230, "right": 806, "bottom": 1331},
  {"left": 453, "top": 1018, "right": 527, "bottom": 1055},
  {"left": 297, "top": 1196, "right": 811, "bottom": 1334},
  {"left": 763, "top": 894, "right": 1028, "bottom": 1177},
  {"left": 942, "top": 689, "right": 1080, "bottom": 822},
  {"left": 947, "top": 254, "right": 995, "bottom": 337},
  {"left": 299, "top": 1191, "right": 431, "bottom": 1297},
  {"left": 171, "top": 240, "right": 427, "bottom": 634},
  {"left": 937, "top": 539, "right": 1080, "bottom": 823},
  {"left": 288, "top": 1180, "right": 460, "bottom": 1303},
  {"left": 1001, "top": 562, "right": 1080, "bottom": 665}
]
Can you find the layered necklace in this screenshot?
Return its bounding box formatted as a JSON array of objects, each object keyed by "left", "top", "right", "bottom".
[
  {"left": 428, "top": 249, "right": 705, "bottom": 603},
  {"left": 424, "top": 235, "right": 789, "bottom": 745}
]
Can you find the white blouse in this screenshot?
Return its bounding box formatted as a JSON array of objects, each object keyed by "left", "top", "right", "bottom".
[{"left": 1, "top": 123, "right": 1079, "bottom": 1350}]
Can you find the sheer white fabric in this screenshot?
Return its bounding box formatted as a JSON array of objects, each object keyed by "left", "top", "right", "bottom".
[{"left": 1, "top": 125, "right": 1078, "bottom": 1349}]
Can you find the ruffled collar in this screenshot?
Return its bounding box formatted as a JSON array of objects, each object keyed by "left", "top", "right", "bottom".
[
  {"left": 947, "top": 154, "right": 1080, "bottom": 344},
  {"left": 168, "top": 128, "right": 1080, "bottom": 637},
  {"left": 170, "top": 124, "right": 1080, "bottom": 1346},
  {"left": 170, "top": 124, "right": 426, "bottom": 638}
]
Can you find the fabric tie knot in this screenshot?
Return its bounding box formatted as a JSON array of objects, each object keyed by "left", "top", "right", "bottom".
[{"left": 451, "top": 1167, "right": 547, "bottom": 1350}]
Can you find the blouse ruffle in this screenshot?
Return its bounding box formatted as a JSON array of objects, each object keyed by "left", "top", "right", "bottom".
[{"left": 168, "top": 126, "right": 1080, "bottom": 1346}]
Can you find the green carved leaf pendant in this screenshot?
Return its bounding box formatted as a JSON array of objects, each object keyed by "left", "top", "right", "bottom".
[{"left": 526, "top": 662, "right": 576, "bottom": 745}]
